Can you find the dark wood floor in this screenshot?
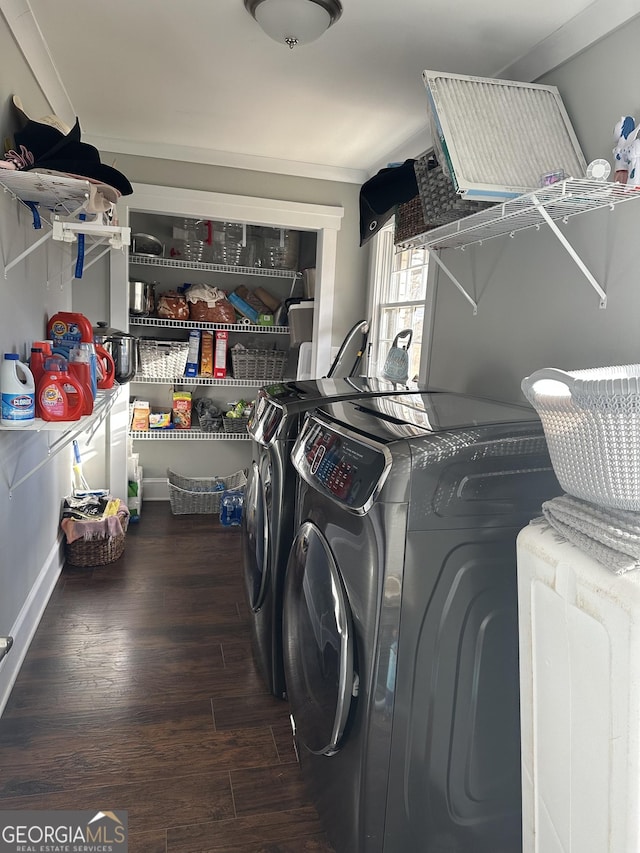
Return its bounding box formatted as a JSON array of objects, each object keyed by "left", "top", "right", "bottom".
[{"left": 0, "top": 502, "right": 335, "bottom": 853}]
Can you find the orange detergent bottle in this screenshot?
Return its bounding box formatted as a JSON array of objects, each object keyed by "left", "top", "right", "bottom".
[{"left": 38, "top": 361, "right": 85, "bottom": 422}]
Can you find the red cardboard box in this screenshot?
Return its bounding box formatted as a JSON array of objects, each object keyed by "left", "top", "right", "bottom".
[{"left": 214, "top": 330, "right": 228, "bottom": 378}]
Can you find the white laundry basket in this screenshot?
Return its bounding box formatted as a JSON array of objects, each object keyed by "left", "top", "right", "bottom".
[{"left": 521, "top": 364, "right": 640, "bottom": 511}]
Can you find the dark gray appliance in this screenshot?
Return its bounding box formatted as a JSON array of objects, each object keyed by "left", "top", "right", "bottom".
[
  {"left": 282, "top": 391, "right": 562, "bottom": 853},
  {"left": 241, "top": 376, "right": 419, "bottom": 699}
]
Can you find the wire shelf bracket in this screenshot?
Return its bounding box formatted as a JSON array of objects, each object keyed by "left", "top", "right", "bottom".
[{"left": 401, "top": 178, "right": 640, "bottom": 312}]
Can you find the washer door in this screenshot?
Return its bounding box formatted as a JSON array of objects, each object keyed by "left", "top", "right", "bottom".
[
  {"left": 242, "top": 460, "right": 270, "bottom": 611},
  {"left": 283, "top": 521, "right": 355, "bottom": 756}
]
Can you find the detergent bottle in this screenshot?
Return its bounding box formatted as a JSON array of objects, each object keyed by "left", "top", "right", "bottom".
[
  {"left": 38, "top": 360, "right": 84, "bottom": 422},
  {"left": 95, "top": 343, "right": 116, "bottom": 389},
  {"left": 68, "top": 347, "right": 94, "bottom": 415},
  {"left": 47, "top": 311, "right": 93, "bottom": 346},
  {"left": 1, "top": 353, "right": 35, "bottom": 427},
  {"left": 33, "top": 340, "right": 53, "bottom": 358},
  {"left": 29, "top": 347, "right": 47, "bottom": 387}
]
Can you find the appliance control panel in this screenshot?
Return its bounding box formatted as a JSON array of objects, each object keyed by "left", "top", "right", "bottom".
[{"left": 292, "top": 416, "right": 389, "bottom": 512}]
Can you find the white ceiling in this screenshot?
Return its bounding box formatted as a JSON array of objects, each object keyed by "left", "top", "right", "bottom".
[{"left": 2, "top": 0, "right": 636, "bottom": 183}]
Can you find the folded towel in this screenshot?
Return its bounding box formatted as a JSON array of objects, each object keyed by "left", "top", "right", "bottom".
[
  {"left": 537, "top": 494, "right": 640, "bottom": 574},
  {"left": 61, "top": 507, "right": 129, "bottom": 544}
]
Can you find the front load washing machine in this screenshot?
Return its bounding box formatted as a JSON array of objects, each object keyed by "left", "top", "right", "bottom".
[
  {"left": 241, "top": 376, "right": 419, "bottom": 698},
  {"left": 282, "top": 391, "right": 562, "bottom": 853}
]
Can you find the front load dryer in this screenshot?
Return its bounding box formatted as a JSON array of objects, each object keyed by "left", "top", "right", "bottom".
[
  {"left": 282, "top": 391, "right": 562, "bottom": 853},
  {"left": 241, "top": 376, "right": 419, "bottom": 698}
]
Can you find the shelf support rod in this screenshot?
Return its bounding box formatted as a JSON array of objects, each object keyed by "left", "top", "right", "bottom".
[
  {"left": 531, "top": 194, "right": 607, "bottom": 308},
  {"left": 4, "top": 228, "right": 53, "bottom": 277},
  {"left": 431, "top": 250, "right": 478, "bottom": 315}
]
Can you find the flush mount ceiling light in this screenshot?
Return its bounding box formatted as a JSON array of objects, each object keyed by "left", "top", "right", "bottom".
[{"left": 244, "top": 0, "right": 343, "bottom": 49}]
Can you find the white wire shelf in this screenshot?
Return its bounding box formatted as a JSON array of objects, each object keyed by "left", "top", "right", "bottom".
[
  {"left": 129, "top": 316, "right": 289, "bottom": 334},
  {"left": 402, "top": 178, "right": 640, "bottom": 251},
  {"left": 1, "top": 386, "right": 121, "bottom": 495},
  {"left": 399, "top": 178, "right": 640, "bottom": 313},
  {"left": 131, "top": 375, "right": 278, "bottom": 387},
  {"left": 129, "top": 253, "right": 301, "bottom": 279},
  {"left": 0, "top": 171, "right": 130, "bottom": 277},
  {"left": 129, "top": 429, "right": 250, "bottom": 440},
  {"left": 0, "top": 170, "right": 94, "bottom": 215}
]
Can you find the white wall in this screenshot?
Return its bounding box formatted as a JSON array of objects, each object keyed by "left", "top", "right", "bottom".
[
  {"left": 0, "top": 18, "right": 81, "bottom": 712},
  {"left": 424, "top": 17, "right": 640, "bottom": 402}
]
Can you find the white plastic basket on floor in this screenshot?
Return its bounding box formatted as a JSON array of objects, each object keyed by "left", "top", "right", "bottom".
[{"left": 521, "top": 365, "right": 640, "bottom": 511}]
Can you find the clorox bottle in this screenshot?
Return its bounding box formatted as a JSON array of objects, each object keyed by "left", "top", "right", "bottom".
[
  {"left": 38, "top": 360, "right": 84, "bottom": 422},
  {"left": 1, "top": 353, "right": 35, "bottom": 426}
]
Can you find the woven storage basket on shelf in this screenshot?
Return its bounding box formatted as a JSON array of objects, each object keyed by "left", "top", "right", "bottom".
[
  {"left": 222, "top": 416, "right": 249, "bottom": 435},
  {"left": 522, "top": 364, "right": 640, "bottom": 510},
  {"left": 138, "top": 340, "right": 190, "bottom": 379},
  {"left": 230, "top": 348, "right": 287, "bottom": 381},
  {"left": 413, "top": 155, "right": 493, "bottom": 228},
  {"left": 394, "top": 195, "right": 427, "bottom": 246},
  {"left": 65, "top": 514, "right": 129, "bottom": 568},
  {"left": 167, "top": 468, "right": 247, "bottom": 515}
]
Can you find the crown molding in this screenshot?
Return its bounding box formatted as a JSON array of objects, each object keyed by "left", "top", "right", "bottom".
[
  {"left": 84, "top": 133, "right": 369, "bottom": 184},
  {"left": 498, "top": 0, "right": 640, "bottom": 82}
]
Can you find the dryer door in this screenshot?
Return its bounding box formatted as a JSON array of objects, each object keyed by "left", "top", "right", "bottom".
[
  {"left": 283, "top": 521, "right": 355, "bottom": 756},
  {"left": 242, "top": 459, "right": 270, "bottom": 611}
]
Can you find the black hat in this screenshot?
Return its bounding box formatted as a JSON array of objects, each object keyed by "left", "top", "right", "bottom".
[
  {"left": 359, "top": 159, "right": 419, "bottom": 246},
  {"left": 7, "top": 105, "right": 132, "bottom": 197},
  {"left": 27, "top": 134, "right": 133, "bottom": 197}
]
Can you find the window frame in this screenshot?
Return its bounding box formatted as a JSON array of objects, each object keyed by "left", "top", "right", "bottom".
[{"left": 366, "top": 222, "right": 435, "bottom": 385}]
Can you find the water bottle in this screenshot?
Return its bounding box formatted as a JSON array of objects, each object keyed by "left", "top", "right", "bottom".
[
  {"left": 220, "top": 489, "right": 244, "bottom": 527},
  {"left": 1, "top": 353, "right": 35, "bottom": 426}
]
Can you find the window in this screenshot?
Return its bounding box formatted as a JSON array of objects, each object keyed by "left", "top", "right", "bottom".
[{"left": 367, "top": 224, "right": 429, "bottom": 383}]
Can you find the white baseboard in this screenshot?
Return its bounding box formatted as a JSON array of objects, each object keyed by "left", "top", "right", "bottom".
[
  {"left": 0, "top": 536, "right": 64, "bottom": 717},
  {"left": 142, "top": 477, "right": 169, "bottom": 501}
]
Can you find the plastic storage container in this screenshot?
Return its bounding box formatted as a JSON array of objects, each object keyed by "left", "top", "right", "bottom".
[
  {"left": 517, "top": 520, "right": 640, "bottom": 853},
  {"left": 220, "top": 488, "right": 244, "bottom": 526}
]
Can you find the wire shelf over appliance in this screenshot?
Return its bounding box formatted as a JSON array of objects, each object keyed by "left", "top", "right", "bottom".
[
  {"left": 130, "top": 253, "right": 302, "bottom": 280},
  {"left": 403, "top": 179, "right": 640, "bottom": 251},
  {"left": 399, "top": 179, "right": 640, "bottom": 312}
]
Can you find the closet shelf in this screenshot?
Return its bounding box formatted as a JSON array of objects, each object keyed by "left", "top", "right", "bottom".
[
  {"left": 130, "top": 429, "right": 250, "bottom": 441},
  {"left": 401, "top": 178, "right": 640, "bottom": 312},
  {"left": 130, "top": 253, "right": 301, "bottom": 279},
  {"left": 131, "top": 375, "right": 281, "bottom": 387},
  {"left": 129, "top": 316, "right": 289, "bottom": 334}
]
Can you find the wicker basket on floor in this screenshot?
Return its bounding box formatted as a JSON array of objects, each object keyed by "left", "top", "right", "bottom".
[
  {"left": 167, "top": 468, "right": 247, "bottom": 515},
  {"left": 65, "top": 514, "right": 129, "bottom": 568}
]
